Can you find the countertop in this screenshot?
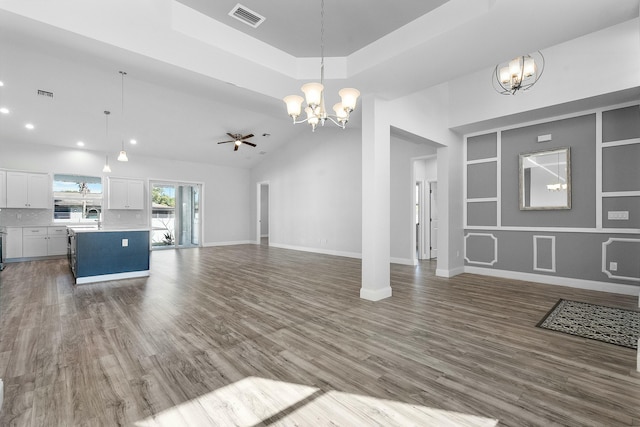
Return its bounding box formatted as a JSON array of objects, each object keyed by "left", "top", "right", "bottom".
[{"left": 67, "top": 226, "right": 150, "bottom": 233}]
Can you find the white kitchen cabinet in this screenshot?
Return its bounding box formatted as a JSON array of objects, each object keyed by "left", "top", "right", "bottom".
[
  {"left": 0, "top": 170, "right": 6, "bottom": 208},
  {"left": 21, "top": 226, "right": 68, "bottom": 257},
  {"left": 47, "top": 227, "right": 68, "bottom": 256},
  {"left": 6, "top": 172, "right": 50, "bottom": 209},
  {"left": 6, "top": 227, "right": 23, "bottom": 259},
  {"left": 108, "top": 177, "right": 144, "bottom": 210},
  {"left": 22, "top": 227, "right": 48, "bottom": 257}
]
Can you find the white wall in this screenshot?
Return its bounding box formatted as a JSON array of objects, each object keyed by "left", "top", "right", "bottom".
[
  {"left": 448, "top": 18, "right": 640, "bottom": 130},
  {"left": 0, "top": 141, "right": 251, "bottom": 245},
  {"left": 260, "top": 184, "right": 269, "bottom": 236},
  {"left": 250, "top": 128, "right": 362, "bottom": 256},
  {"left": 390, "top": 136, "right": 436, "bottom": 263}
]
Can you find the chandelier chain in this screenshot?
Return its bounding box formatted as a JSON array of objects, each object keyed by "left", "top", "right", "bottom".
[{"left": 320, "top": 0, "right": 325, "bottom": 83}]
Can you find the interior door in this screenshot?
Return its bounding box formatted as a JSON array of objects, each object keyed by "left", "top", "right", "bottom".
[{"left": 429, "top": 181, "right": 438, "bottom": 259}]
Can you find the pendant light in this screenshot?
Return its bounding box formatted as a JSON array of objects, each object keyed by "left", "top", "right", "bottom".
[
  {"left": 103, "top": 110, "right": 112, "bottom": 173},
  {"left": 117, "top": 70, "right": 129, "bottom": 162}
]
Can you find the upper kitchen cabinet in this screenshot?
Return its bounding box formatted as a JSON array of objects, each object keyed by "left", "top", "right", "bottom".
[
  {"left": 0, "top": 170, "right": 6, "bottom": 208},
  {"left": 6, "top": 171, "right": 50, "bottom": 209},
  {"left": 108, "top": 177, "right": 144, "bottom": 210}
]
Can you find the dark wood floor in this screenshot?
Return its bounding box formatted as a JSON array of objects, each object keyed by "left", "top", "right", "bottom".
[{"left": 1, "top": 245, "right": 639, "bottom": 426}]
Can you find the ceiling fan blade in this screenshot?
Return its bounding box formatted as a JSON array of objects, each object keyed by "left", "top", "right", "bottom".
[
  {"left": 217, "top": 140, "right": 234, "bottom": 144},
  {"left": 240, "top": 133, "right": 254, "bottom": 140},
  {"left": 227, "top": 132, "right": 237, "bottom": 139},
  {"left": 234, "top": 144, "right": 239, "bottom": 152},
  {"left": 243, "top": 141, "right": 257, "bottom": 147}
]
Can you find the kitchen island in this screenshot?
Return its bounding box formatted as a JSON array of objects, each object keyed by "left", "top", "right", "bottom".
[{"left": 68, "top": 227, "right": 150, "bottom": 284}]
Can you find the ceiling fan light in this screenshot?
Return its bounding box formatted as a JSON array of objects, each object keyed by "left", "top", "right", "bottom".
[
  {"left": 235, "top": 140, "right": 242, "bottom": 146},
  {"left": 301, "top": 82, "right": 323, "bottom": 108},
  {"left": 283, "top": 95, "right": 304, "bottom": 118},
  {"left": 339, "top": 88, "right": 360, "bottom": 112}
]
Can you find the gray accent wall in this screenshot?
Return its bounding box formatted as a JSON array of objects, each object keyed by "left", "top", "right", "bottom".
[
  {"left": 501, "top": 114, "right": 596, "bottom": 228},
  {"left": 465, "top": 104, "right": 640, "bottom": 287}
]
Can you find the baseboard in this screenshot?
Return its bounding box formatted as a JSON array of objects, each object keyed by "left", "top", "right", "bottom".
[
  {"left": 269, "top": 242, "right": 361, "bottom": 259},
  {"left": 360, "top": 286, "right": 393, "bottom": 301},
  {"left": 391, "top": 257, "right": 417, "bottom": 266},
  {"left": 464, "top": 266, "right": 640, "bottom": 296},
  {"left": 76, "top": 270, "right": 150, "bottom": 285},
  {"left": 436, "top": 266, "right": 465, "bottom": 278},
  {"left": 203, "top": 240, "right": 253, "bottom": 247}
]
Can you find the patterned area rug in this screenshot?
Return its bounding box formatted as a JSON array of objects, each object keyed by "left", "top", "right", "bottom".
[{"left": 537, "top": 299, "right": 640, "bottom": 349}]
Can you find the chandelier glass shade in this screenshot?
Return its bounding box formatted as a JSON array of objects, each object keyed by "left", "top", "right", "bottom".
[
  {"left": 283, "top": 0, "right": 360, "bottom": 131},
  {"left": 493, "top": 51, "right": 544, "bottom": 95}
]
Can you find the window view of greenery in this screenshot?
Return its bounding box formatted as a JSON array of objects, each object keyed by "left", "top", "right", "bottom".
[
  {"left": 53, "top": 174, "right": 102, "bottom": 222},
  {"left": 151, "top": 185, "right": 176, "bottom": 246}
]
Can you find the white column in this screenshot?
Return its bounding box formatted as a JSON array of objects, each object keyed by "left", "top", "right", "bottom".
[{"left": 361, "top": 96, "right": 392, "bottom": 301}]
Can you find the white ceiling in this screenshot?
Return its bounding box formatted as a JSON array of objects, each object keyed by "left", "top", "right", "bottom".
[
  {"left": 176, "top": 0, "right": 450, "bottom": 57},
  {"left": 0, "top": 0, "right": 638, "bottom": 169}
]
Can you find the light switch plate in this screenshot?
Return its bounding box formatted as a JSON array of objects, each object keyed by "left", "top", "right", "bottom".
[
  {"left": 610, "top": 262, "right": 618, "bottom": 271},
  {"left": 122, "top": 238, "right": 128, "bottom": 247}
]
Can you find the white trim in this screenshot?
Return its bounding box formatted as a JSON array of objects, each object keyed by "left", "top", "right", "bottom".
[
  {"left": 436, "top": 266, "right": 465, "bottom": 278},
  {"left": 466, "top": 157, "right": 498, "bottom": 165},
  {"left": 391, "top": 257, "right": 417, "bottom": 266},
  {"left": 463, "top": 101, "right": 640, "bottom": 138},
  {"left": 533, "top": 235, "right": 556, "bottom": 273},
  {"left": 360, "top": 286, "right": 392, "bottom": 301},
  {"left": 203, "top": 240, "right": 253, "bottom": 247},
  {"left": 602, "top": 238, "right": 640, "bottom": 282},
  {"left": 464, "top": 266, "right": 640, "bottom": 296},
  {"left": 601, "top": 137, "right": 640, "bottom": 148},
  {"left": 464, "top": 226, "right": 640, "bottom": 234},
  {"left": 466, "top": 197, "right": 498, "bottom": 203},
  {"left": 602, "top": 191, "right": 640, "bottom": 198},
  {"left": 596, "top": 110, "right": 603, "bottom": 229},
  {"left": 496, "top": 131, "right": 502, "bottom": 227},
  {"left": 269, "top": 242, "right": 361, "bottom": 259},
  {"left": 464, "top": 233, "right": 498, "bottom": 266},
  {"left": 463, "top": 136, "right": 468, "bottom": 228},
  {"left": 76, "top": 270, "right": 150, "bottom": 284}
]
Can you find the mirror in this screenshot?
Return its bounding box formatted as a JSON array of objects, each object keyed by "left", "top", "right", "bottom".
[{"left": 519, "top": 147, "right": 571, "bottom": 210}]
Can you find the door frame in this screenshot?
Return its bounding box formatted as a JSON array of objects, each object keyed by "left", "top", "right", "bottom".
[
  {"left": 149, "top": 178, "right": 204, "bottom": 249},
  {"left": 411, "top": 154, "right": 437, "bottom": 265},
  {"left": 256, "top": 181, "right": 270, "bottom": 244}
]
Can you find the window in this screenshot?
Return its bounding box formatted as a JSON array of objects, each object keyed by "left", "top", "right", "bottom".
[{"left": 53, "top": 174, "right": 103, "bottom": 222}]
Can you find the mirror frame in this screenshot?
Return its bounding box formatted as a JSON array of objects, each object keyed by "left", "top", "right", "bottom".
[{"left": 519, "top": 147, "right": 571, "bottom": 211}]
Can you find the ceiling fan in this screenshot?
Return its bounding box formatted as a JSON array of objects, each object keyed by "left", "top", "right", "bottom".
[{"left": 217, "top": 133, "right": 256, "bottom": 151}]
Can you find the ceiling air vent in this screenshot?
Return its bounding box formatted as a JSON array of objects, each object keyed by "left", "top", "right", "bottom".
[
  {"left": 37, "top": 89, "right": 54, "bottom": 99},
  {"left": 228, "top": 3, "right": 265, "bottom": 28}
]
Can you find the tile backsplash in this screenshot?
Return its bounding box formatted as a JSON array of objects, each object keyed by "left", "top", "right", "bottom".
[{"left": 0, "top": 208, "right": 148, "bottom": 228}]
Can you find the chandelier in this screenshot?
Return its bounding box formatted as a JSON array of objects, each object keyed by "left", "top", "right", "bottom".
[
  {"left": 493, "top": 51, "right": 544, "bottom": 95},
  {"left": 283, "top": 0, "right": 360, "bottom": 131}
]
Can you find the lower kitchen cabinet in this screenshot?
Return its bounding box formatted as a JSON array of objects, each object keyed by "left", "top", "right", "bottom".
[{"left": 19, "top": 226, "right": 69, "bottom": 258}]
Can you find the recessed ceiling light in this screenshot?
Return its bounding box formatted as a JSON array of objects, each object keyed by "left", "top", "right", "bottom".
[
  {"left": 25, "top": 123, "right": 34, "bottom": 130},
  {"left": 77, "top": 141, "right": 85, "bottom": 147},
  {"left": 0, "top": 81, "right": 4, "bottom": 87},
  {"left": 129, "top": 139, "right": 137, "bottom": 145},
  {"left": 0, "top": 107, "right": 9, "bottom": 114}
]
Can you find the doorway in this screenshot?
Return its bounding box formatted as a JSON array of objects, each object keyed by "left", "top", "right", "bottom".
[
  {"left": 150, "top": 181, "right": 201, "bottom": 249},
  {"left": 429, "top": 181, "right": 438, "bottom": 259},
  {"left": 257, "top": 182, "right": 269, "bottom": 245},
  {"left": 415, "top": 181, "right": 425, "bottom": 259}
]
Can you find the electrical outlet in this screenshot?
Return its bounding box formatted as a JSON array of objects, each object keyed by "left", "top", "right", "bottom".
[
  {"left": 609, "top": 262, "right": 618, "bottom": 271},
  {"left": 122, "top": 238, "right": 128, "bottom": 247}
]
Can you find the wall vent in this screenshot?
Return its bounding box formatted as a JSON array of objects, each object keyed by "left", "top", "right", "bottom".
[
  {"left": 228, "top": 3, "right": 265, "bottom": 28},
  {"left": 37, "top": 89, "right": 54, "bottom": 99}
]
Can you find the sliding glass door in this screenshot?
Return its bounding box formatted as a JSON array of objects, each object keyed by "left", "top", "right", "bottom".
[{"left": 151, "top": 181, "right": 200, "bottom": 249}]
